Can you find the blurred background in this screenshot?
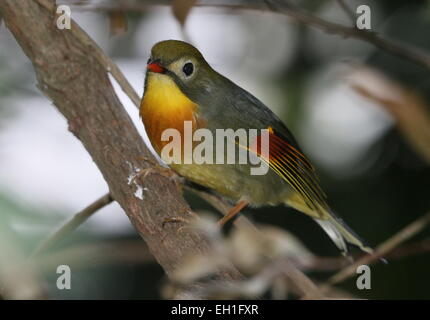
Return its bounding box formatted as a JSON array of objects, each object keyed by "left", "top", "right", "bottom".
[{"left": 0, "top": 0, "right": 429, "bottom": 299}]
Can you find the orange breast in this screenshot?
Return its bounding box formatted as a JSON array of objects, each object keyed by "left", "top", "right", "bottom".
[{"left": 140, "top": 73, "right": 200, "bottom": 154}]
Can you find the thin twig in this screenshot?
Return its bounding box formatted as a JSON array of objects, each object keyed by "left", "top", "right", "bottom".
[
  {"left": 305, "top": 238, "right": 430, "bottom": 272},
  {"left": 335, "top": 0, "right": 356, "bottom": 24},
  {"left": 320, "top": 211, "right": 430, "bottom": 291},
  {"left": 383, "top": 238, "right": 430, "bottom": 260},
  {"left": 265, "top": 0, "right": 430, "bottom": 70},
  {"left": 73, "top": 0, "right": 430, "bottom": 70},
  {"left": 348, "top": 66, "right": 430, "bottom": 165},
  {"left": 30, "top": 193, "right": 113, "bottom": 257},
  {"left": 71, "top": 23, "right": 141, "bottom": 107},
  {"left": 32, "top": 240, "right": 154, "bottom": 272},
  {"left": 36, "top": 0, "right": 141, "bottom": 107}
]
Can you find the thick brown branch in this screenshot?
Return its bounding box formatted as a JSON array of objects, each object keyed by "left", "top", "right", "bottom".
[{"left": 0, "top": 0, "right": 242, "bottom": 290}]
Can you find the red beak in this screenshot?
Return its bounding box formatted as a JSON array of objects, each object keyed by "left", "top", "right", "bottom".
[{"left": 147, "top": 62, "right": 165, "bottom": 73}]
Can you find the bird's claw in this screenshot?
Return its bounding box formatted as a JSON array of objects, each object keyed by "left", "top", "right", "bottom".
[
  {"left": 162, "top": 216, "right": 191, "bottom": 236},
  {"left": 162, "top": 216, "right": 189, "bottom": 227},
  {"left": 131, "top": 166, "right": 183, "bottom": 186}
]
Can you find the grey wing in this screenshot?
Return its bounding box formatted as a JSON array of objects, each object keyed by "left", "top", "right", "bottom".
[
  {"left": 210, "top": 83, "right": 329, "bottom": 215},
  {"left": 224, "top": 84, "right": 303, "bottom": 150}
]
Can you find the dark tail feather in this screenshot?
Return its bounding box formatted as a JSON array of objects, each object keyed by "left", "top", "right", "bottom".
[{"left": 314, "top": 211, "right": 373, "bottom": 257}]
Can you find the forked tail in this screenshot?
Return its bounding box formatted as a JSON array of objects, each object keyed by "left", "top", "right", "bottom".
[
  {"left": 285, "top": 193, "right": 374, "bottom": 257},
  {"left": 314, "top": 211, "right": 373, "bottom": 256}
]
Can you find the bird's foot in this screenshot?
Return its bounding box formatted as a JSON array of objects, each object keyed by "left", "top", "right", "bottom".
[
  {"left": 162, "top": 215, "right": 193, "bottom": 237},
  {"left": 162, "top": 216, "right": 190, "bottom": 228},
  {"left": 138, "top": 156, "right": 159, "bottom": 167},
  {"left": 162, "top": 204, "right": 197, "bottom": 233},
  {"left": 131, "top": 165, "right": 183, "bottom": 187}
]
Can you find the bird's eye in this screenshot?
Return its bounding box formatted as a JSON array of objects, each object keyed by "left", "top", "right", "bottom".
[
  {"left": 147, "top": 58, "right": 151, "bottom": 65},
  {"left": 182, "top": 62, "right": 194, "bottom": 77}
]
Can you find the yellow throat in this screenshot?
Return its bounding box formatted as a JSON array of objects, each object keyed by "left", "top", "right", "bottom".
[{"left": 140, "top": 73, "right": 199, "bottom": 154}]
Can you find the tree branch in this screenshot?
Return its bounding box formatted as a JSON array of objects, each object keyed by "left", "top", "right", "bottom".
[
  {"left": 335, "top": 0, "right": 356, "bottom": 24},
  {"left": 264, "top": 0, "right": 430, "bottom": 70},
  {"left": 0, "top": 0, "right": 243, "bottom": 292},
  {"left": 73, "top": 0, "right": 430, "bottom": 70}
]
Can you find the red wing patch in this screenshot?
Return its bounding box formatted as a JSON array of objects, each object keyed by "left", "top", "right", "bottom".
[{"left": 250, "top": 127, "right": 328, "bottom": 213}]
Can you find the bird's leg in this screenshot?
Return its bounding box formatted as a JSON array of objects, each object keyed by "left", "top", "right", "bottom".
[{"left": 217, "top": 200, "right": 248, "bottom": 227}]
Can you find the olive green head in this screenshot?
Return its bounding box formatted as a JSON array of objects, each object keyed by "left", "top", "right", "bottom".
[
  {"left": 150, "top": 40, "right": 205, "bottom": 65},
  {"left": 146, "top": 40, "right": 228, "bottom": 103}
]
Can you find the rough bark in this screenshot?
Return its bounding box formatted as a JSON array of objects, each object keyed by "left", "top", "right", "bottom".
[{"left": 0, "top": 0, "right": 241, "bottom": 286}]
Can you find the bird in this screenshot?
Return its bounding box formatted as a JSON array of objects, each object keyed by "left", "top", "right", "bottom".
[{"left": 140, "top": 39, "right": 373, "bottom": 257}]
